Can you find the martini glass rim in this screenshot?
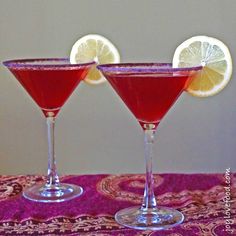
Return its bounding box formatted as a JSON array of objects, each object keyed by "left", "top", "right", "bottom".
[
  {"left": 3, "top": 58, "right": 95, "bottom": 70},
  {"left": 97, "top": 63, "right": 202, "bottom": 74}
]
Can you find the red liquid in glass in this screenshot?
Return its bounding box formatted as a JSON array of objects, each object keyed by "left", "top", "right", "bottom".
[
  {"left": 11, "top": 68, "right": 89, "bottom": 117},
  {"left": 106, "top": 73, "right": 191, "bottom": 129}
]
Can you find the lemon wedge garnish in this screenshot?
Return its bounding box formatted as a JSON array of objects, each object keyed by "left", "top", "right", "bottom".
[
  {"left": 70, "top": 34, "right": 120, "bottom": 85},
  {"left": 173, "top": 35, "right": 233, "bottom": 97}
]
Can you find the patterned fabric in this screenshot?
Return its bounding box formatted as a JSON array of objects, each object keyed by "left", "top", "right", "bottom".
[{"left": 0, "top": 173, "right": 235, "bottom": 235}]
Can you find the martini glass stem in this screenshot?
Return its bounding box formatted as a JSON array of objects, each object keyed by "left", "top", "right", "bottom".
[
  {"left": 142, "top": 129, "right": 157, "bottom": 210},
  {"left": 46, "top": 116, "right": 60, "bottom": 187}
]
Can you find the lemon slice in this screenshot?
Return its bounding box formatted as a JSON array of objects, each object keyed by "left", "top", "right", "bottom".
[
  {"left": 70, "top": 34, "right": 120, "bottom": 85},
  {"left": 173, "top": 36, "right": 233, "bottom": 97}
]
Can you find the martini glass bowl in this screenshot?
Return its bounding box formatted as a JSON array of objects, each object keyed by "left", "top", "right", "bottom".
[
  {"left": 97, "top": 63, "right": 202, "bottom": 230},
  {"left": 3, "top": 58, "right": 95, "bottom": 202}
]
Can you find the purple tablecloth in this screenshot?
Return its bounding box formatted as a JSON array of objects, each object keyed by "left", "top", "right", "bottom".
[{"left": 0, "top": 173, "right": 235, "bottom": 235}]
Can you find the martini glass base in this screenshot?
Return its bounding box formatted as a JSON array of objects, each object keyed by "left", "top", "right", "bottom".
[
  {"left": 115, "top": 206, "right": 184, "bottom": 231},
  {"left": 23, "top": 183, "right": 83, "bottom": 203}
]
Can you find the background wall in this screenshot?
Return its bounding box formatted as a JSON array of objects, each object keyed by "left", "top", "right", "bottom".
[{"left": 0, "top": 0, "right": 235, "bottom": 175}]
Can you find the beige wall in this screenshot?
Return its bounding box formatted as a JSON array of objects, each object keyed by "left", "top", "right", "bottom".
[{"left": 0, "top": 0, "right": 235, "bottom": 175}]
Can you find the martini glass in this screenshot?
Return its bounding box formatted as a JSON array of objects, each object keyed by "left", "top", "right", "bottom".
[
  {"left": 97, "top": 63, "right": 202, "bottom": 230},
  {"left": 3, "top": 58, "right": 95, "bottom": 202}
]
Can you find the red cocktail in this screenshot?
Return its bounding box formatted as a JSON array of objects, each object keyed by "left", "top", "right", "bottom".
[
  {"left": 4, "top": 58, "right": 95, "bottom": 202},
  {"left": 105, "top": 65, "right": 193, "bottom": 130},
  {"left": 98, "top": 63, "right": 202, "bottom": 230}
]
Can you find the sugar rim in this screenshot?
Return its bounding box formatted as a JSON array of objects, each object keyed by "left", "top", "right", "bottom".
[
  {"left": 97, "top": 63, "right": 202, "bottom": 74},
  {"left": 3, "top": 58, "right": 95, "bottom": 70}
]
